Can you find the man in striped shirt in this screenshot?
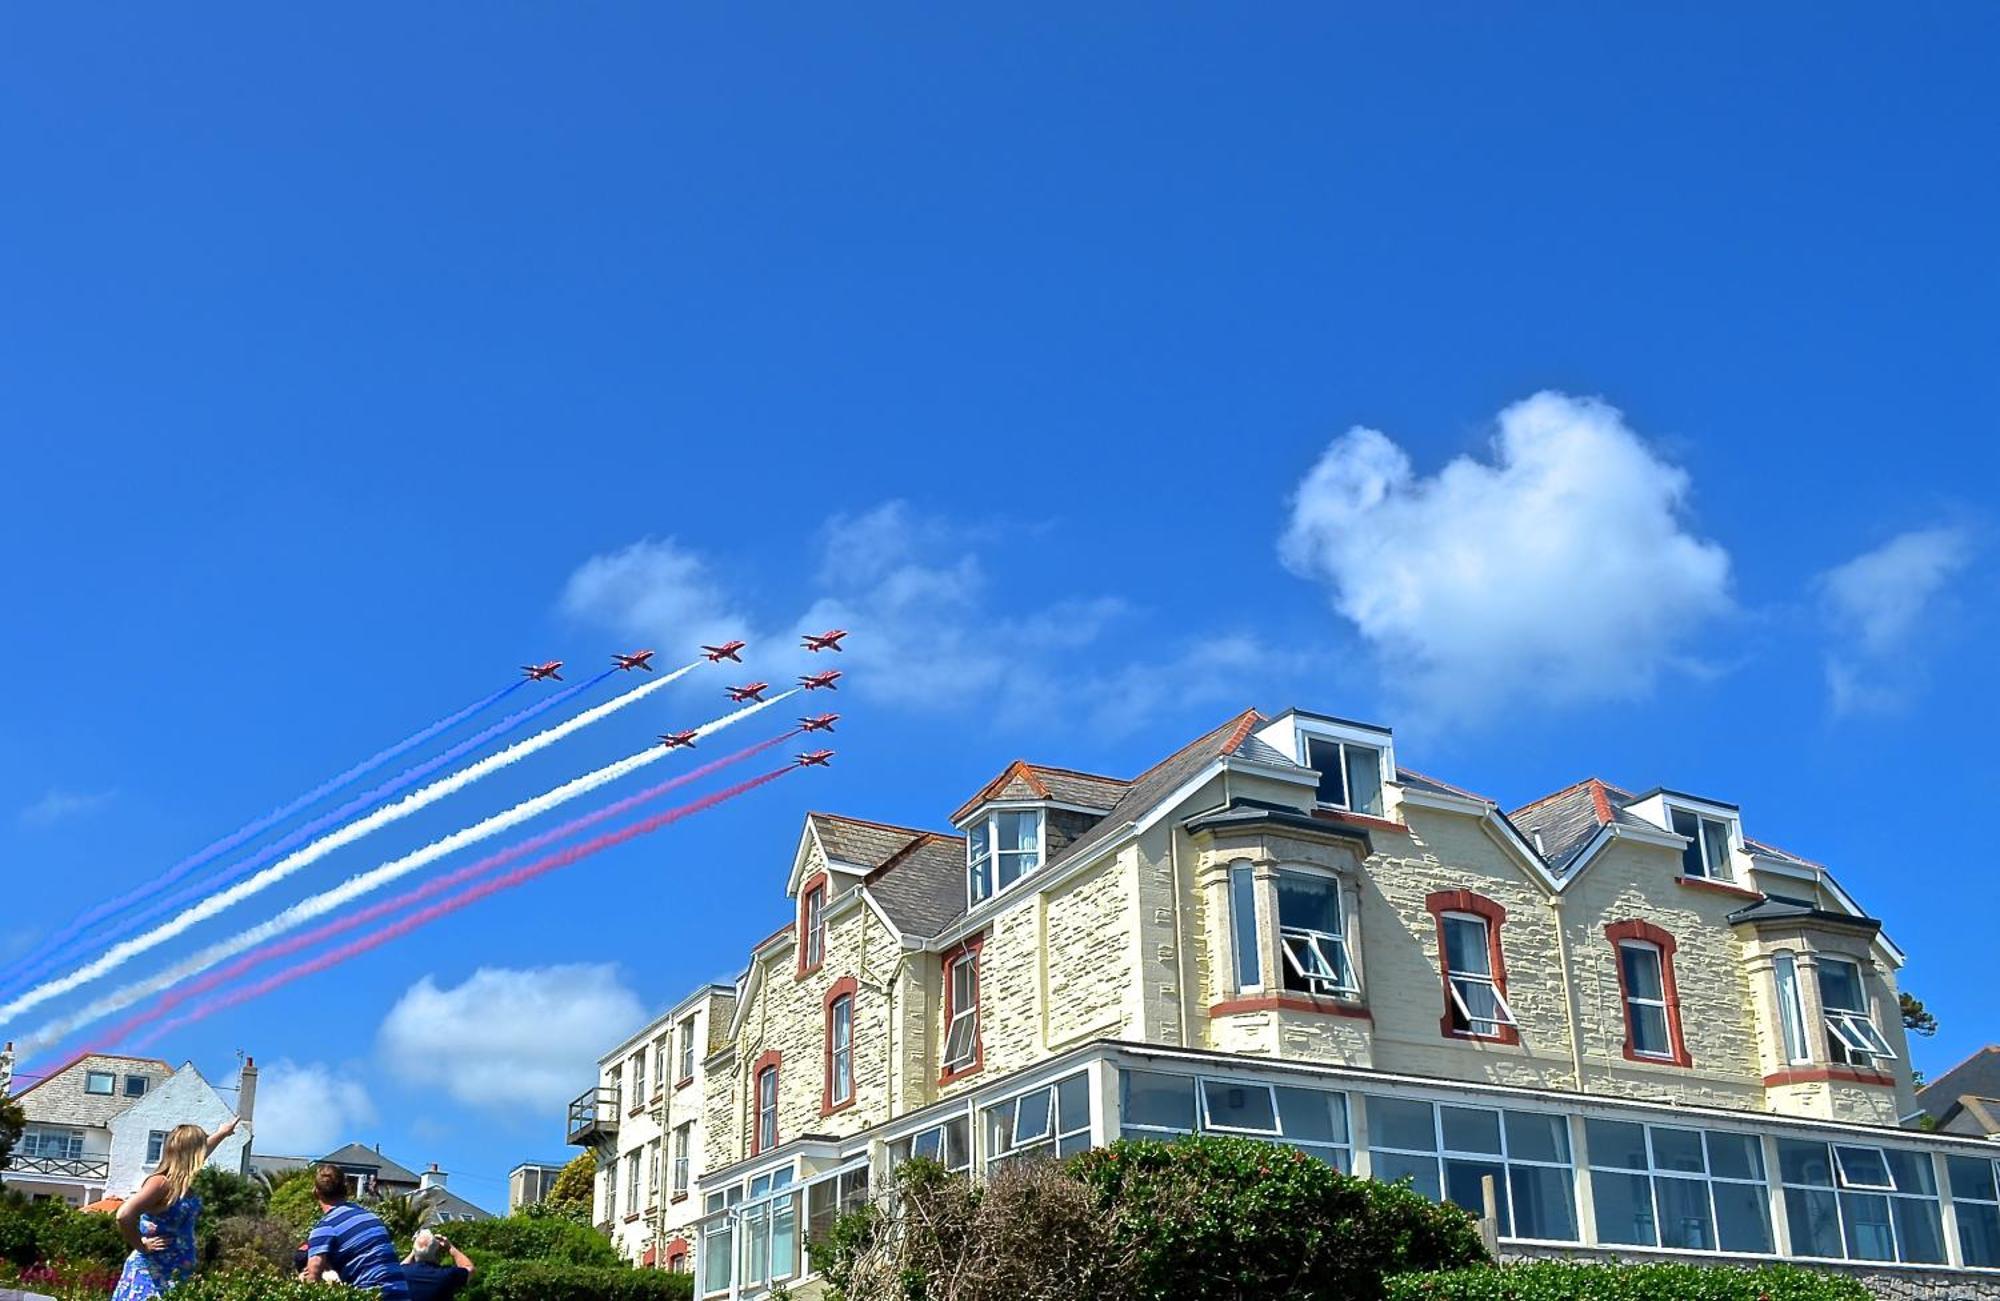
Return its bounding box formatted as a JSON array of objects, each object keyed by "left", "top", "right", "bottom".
[{"left": 302, "top": 1164, "right": 412, "bottom": 1299}]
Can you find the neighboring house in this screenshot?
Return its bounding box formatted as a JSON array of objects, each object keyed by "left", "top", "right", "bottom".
[
  {"left": 507, "top": 1160, "right": 568, "bottom": 1214},
  {"left": 252, "top": 1142, "right": 491, "bottom": 1221},
  {"left": 2, "top": 1052, "right": 254, "bottom": 1206},
  {"left": 1918, "top": 1047, "right": 2000, "bottom": 1139},
  {"left": 570, "top": 705, "right": 2000, "bottom": 1294},
  {"left": 568, "top": 984, "right": 735, "bottom": 1271}
]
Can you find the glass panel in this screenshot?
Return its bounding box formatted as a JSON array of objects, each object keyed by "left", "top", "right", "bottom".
[
  {"left": 1705, "top": 1132, "right": 1763, "bottom": 1182},
  {"left": 1508, "top": 1164, "right": 1578, "bottom": 1241},
  {"left": 1840, "top": 1191, "right": 1895, "bottom": 1261},
  {"left": 1592, "top": 1171, "right": 1657, "bottom": 1246},
  {"left": 1275, "top": 1088, "right": 1345, "bottom": 1144},
  {"left": 1892, "top": 1197, "right": 1945, "bottom": 1265},
  {"left": 1290, "top": 1142, "right": 1348, "bottom": 1172},
  {"left": 1344, "top": 744, "right": 1383, "bottom": 816},
  {"left": 1277, "top": 871, "right": 1340, "bottom": 935},
  {"left": 1124, "top": 1071, "right": 1196, "bottom": 1131},
  {"left": 1443, "top": 915, "right": 1491, "bottom": 978},
  {"left": 1230, "top": 865, "right": 1260, "bottom": 988},
  {"left": 1882, "top": 1149, "right": 1935, "bottom": 1195},
  {"left": 702, "top": 1226, "right": 732, "bottom": 1293},
  {"left": 1630, "top": 1005, "right": 1672, "bottom": 1057},
  {"left": 942, "top": 1117, "right": 970, "bottom": 1170},
  {"left": 1959, "top": 1201, "right": 2000, "bottom": 1269},
  {"left": 807, "top": 1182, "right": 835, "bottom": 1243},
  {"left": 1307, "top": 737, "right": 1347, "bottom": 806},
  {"left": 1585, "top": 1120, "right": 1650, "bottom": 1172},
  {"left": 1786, "top": 1186, "right": 1844, "bottom": 1259},
  {"left": 1012, "top": 1087, "right": 1054, "bottom": 1145},
  {"left": 1670, "top": 808, "right": 1703, "bottom": 877},
  {"left": 1369, "top": 1097, "right": 1437, "bottom": 1153},
  {"left": 1056, "top": 1072, "right": 1089, "bottom": 1133},
  {"left": 771, "top": 1194, "right": 798, "bottom": 1281},
  {"left": 1655, "top": 1175, "right": 1715, "bottom": 1250},
  {"left": 910, "top": 1127, "right": 942, "bottom": 1161},
  {"left": 1650, "top": 1127, "right": 1706, "bottom": 1175},
  {"left": 1620, "top": 944, "right": 1664, "bottom": 1001},
  {"left": 1947, "top": 1155, "right": 1998, "bottom": 1202},
  {"left": 1371, "top": 1150, "right": 1440, "bottom": 1200},
  {"left": 1778, "top": 1139, "right": 1834, "bottom": 1187},
  {"left": 1833, "top": 1146, "right": 1892, "bottom": 1190},
  {"left": 1712, "top": 1181, "right": 1773, "bottom": 1254},
  {"left": 1443, "top": 1159, "right": 1507, "bottom": 1223},
  {"left": 1773, "top": 953, "right": 1809, "bottom": 1062},
  {"left": 1818, "top": 959, "right": 1863, "bottom": 1013},
  {"left": 1203, "top": 1079, "right": 1278, "bottom": 1134},
  {"left": 1439, "top": 1106, "right": 1502, "bottom": 1155},
  {"left": 1503, "top": 1111, "right": 1569, "bottom": 1165},
  {"left": 1701, "top": 816, "right": 1731, "bottom": 877}
]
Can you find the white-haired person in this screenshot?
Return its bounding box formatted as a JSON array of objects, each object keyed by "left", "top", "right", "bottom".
[
  {"left": 110, "top": 1115, "right": 240, "bottom": 1300},
  {"left": 399, "top": 1227, "right": 475, "bottom": 1301}
]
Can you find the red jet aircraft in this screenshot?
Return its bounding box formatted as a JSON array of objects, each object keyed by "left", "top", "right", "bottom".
[
  {"left": 727, "top": 682, "right": 770, "bottom": 703},
  {"left": 799, "top": 669, "right": 842, "bottom": 691},
  {"left": 702, "top": 640, "right": 747, "bottom": 663},
  {"left": 798, "top": 713, "right": 839, "bottom": 733},
  {"left": 795, "top": 749, "right": 835, "bottom": 767},
  {"left": 658, "top": 730, "right": 698, "bottom": 749},
  {"left": 521, "top": 661, "right": 564, "bottom": 682},
  {"left": 612, "top": 649, "right": 656, "bottom": 672},
  {"left": 801, "top": 629, "right": 847, "bottom": 653}
]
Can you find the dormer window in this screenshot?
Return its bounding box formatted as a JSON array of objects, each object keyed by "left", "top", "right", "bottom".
[
  {"left": 1668, "top": 807, "right": 1734, "bottom": 882},
  {"left": 1304, "top": 737, "right": 1383, "bottom": 817},
  {"left": 966, "top": 808, "right": 1043, "bottom": 905}
]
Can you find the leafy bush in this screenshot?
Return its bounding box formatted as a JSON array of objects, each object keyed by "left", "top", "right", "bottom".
[
  {"left": 194, "top": 1167, "right": 272, "bottom": 1221},
  {"left": 264, "top": 1167, "right": 322, "bottom": 1236},
  {"left": 1385, "top": 1261, "right": 1872, "bottom": 1300},
  {"left": 0, "top": 1196, "right": 128, "bottom": 1271},
  {"left": 167, "top": 1270, "right": 369, "bottom": 1300},
  {"left": 542, "top": 1152, "right": 599, "bottom": 1224},
  {"left": 208, "top": 1214, "right": 301, "bottom": 1275},
  {"left": 450, "top": 1210, "right": 623, "bottom": 1267},
  {"left": 466, "top": 1258, "right": 694, "bottom": 1301}
]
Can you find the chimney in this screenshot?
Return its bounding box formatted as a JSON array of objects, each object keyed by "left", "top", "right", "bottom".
[
  {"left": 420, "top": 1163, "right": 447, "bottom": 1191},
  {"left": 235, "top": 1057, "right": 258, "bottom": 1176},
  {"left": 1, "top": 1041, "right": 14, "bottom": 1096}
]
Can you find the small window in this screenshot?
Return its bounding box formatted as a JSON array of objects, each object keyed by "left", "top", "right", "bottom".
[
  {"left": 1618, "top": 942, "right": 1673, "bottom": 1059},
  {"left": 964, "top": 808, "right": 1044, "bottom": 905},
  {"left": 1668, "top": 808, "right": 1734, "bottom": 882},
  {"left": 1229, "top": 864, "right": 1261, "bottom": 990},
  {"left": 123, "top": 1075, "right": 150, "bottom": 1098},
  {"left": 672, "top": 1123, "right": 691, "bottom": 1196},
  {"left": 755, "top": 1065, "right": 779, "bottom": 1154},
  {"left": 1200, "top": 1080, "right": 1279, "bottom": 1135},
  {"left": 147, "top": 1131, "right": 168, "bottom": 1165},
  {"left": 1304, "top": 737, "right": 1384, "bottom": 816},
  {"left": 828, "top": 994, "right": 854, "bottom": 1107},
  {"left": 1442, "top": 913, "right": 1516, "bottom": 1037},
  {"left": 1277, "top": 870, "right": 1354, "bottom": 996},
  {"left": 678, "top": 1016, "right": 697, "bottom": 1081},
  {"left": 84, "top": 1071, "right": 115, "bottom": 1096},
  {"left": 1818, "top": 958, "right": 1895, "bottom": 1064},
  {"left": 942, "top": 950, "right": 980, "bottom": 1074},
  {"left": 631, "top": 1048, "right": 648, "bottom": 1104},
  {"left": 1773, "top": 951, "right": 1812, "bottom": 1064},
  {"left": 802, "top": 884, "right": 827, "bottom": 971}
]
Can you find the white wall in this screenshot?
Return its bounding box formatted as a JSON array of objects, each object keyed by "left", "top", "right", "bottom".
[{"left": 105, "top": 1065, "right": 247, "bottom": 1197}]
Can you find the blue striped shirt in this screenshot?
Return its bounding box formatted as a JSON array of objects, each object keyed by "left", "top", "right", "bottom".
[{"left": 306, "top": 1202, "right": 411, "bottom": 1299}]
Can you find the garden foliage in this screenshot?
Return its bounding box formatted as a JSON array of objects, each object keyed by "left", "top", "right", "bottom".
[{"left": 1383, "top": 1260, "right": 1874, "bottom": 1301}]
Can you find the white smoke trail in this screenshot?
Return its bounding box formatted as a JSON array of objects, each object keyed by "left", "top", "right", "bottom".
[
  {"left": 13, "top": 689, "right": 795, "bottom": 1053},
  {"left": 0, "top": 662, "right": 703, "bottom": 1027}
]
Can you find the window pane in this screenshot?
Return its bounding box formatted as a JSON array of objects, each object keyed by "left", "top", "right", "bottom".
[
  {"left": 1655, "top": 1176, "right": 1715, "bottom": 1250},
  {"left": 1705, "top": 1132, "right": 1763, "bottom": 1182},
  {"left": 1892, "top": 1197, "right": 1945, "bottom": 1265},
  {"left": 1585, "top": 1120, "right": 1649, "bottom": 1172},
  {"left": 1778, "top": 1139, "right": 1834, "bottom": 1187},
  {"left": 1508, "top": 1164, "right": 1578, "bottom": 1241},
  {"left": 997, "top": 811, "right": 1037, "bottom": 852},
  {"left": 1712, "top": 1181, "right": 1773, "bottom": 1254},
  {"left": 1013, "top": 1087, "right": 1054, "bottom": 1145},
  {"left": 1123, "top": 1071, "right": 1195, "bottom": 1131},
  {"left": 702, "top": 1227, "right": 732, "bottom": 1293},
  {"left": 1670, "top": 808, "right": 1703, "bottom": 878},
  {"left": 1947, "top": 1155, "right": 1998, "bottom": 1202},
  {"left": 772, "top": 1195, "right": 798, "bottom": 1281},
  {"left": 1773, "top": 953, "right": 1809, "bottom": 1062},
  {"left": 1056, "top": 1072, "right": 1089, "bottom": 1133},
  {"left": 1439, "top": 1106, "right": 1502, "bottom": 1155},
  {"left": 1344, "top": 744, "right": 1383, "bottom": 816},
  {"left": 1369, "top": 1097, "right": 1436, "bottom": 1153},
  {"left": 1630, "top": 1005, "right": 1672, "bottom": 1058},
  {"left": 1650, "top": 1128, "right": 1706, "bottom": 1175},
  {"left": 1230, "top": 865, "right": 1260, "bottom": 988},
  {"left": 1443, "top": 1159, "right": 1506, "bottom": 1222},
  {"left": 1203, "top": 1080, "right": 1278, "bottom": 1134},
  {"left": 1592, "top": 1171, "right": 1657, "bottom": 1246},
  {"left": 1307, "top": 738, "right": 1347, "bottom": 806},
  {"left": 1883, "top": 1149, "right": 1935, "bottom": 1195},
  {"left": 942, "top": 1117, "right": 970, "bottom": 1170},
  {"left": 1818, "top": 960, "right": 1863, "bottom": 1014},
  {"left": 1833, "top": 1145, "right": 1892, "bottom": 1190},
  {"left": 1700, "top": 817, "right": 1731, "bottom": 876},
  {"left": 910, "top": 1127, "right": 942, "bottom": 1161},
  {"left": 1371, "top": 1150, "right": 1440, "bottom": 1200},
  {"left": 1786, "top": 1186, "right": 1843, "bottom": 1259},
  {"left": 1840, "top": 1191, "right": 1895, "bottom": 1261},
  {"left": 1959, "top": 1202, "right": 2000, "bottom": 1269},
  {"left": 1620, "top": 944, "right": 1663, "bottom": 1000},
  {"left": 1277, "top": 871, "right": 1339, "bottom": 935},
  {"left": 1275, "top": 1088, "right": 1344, "bottom": 1145},
  {"left": 1503, "top": 1112, "right": 1569, "bottom": 1165},
  {"left": 1443, "top": 916, "right": 1491, "bottom": 977}
]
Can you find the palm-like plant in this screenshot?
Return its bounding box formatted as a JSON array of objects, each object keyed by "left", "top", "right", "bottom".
[{"left": 370, "top": 1189, "right": 438, "bottom": 1241}]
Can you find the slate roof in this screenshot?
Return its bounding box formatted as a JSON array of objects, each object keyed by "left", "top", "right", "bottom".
[
  {"left": 1395, "top": 767, "right": 1495, "bottom": 804},
  {"left": 1507, "top": 778, "right": 1664, "bottom": 877},
  {"left": 865, "top": 833, "right": 970, "bottom": 939},
  {"left": 1918, "top": 1046, "right": 2000, "bottom": 1122},
  {"left": 319, "top": 1142, "right": 422, "bottom": 1186},
  {"left": 951, "top": 761, "right": 1130, "bottom": 822},
  {"left": 1724, "top": 894, "right": 1879, "bottom": 932},
  {"left": 1743, "top": 837, "right": 1821, "bottom": 870},
  {"left": 808, "top": 813, "right": 932, "bottom": 869}
]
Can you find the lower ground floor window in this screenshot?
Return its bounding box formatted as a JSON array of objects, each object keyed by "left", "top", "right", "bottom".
[
  {"left": 1949, "top": 1155, "right": 2000, "bottom": 1268},
  {"left": 1777, "top": 1139, "right": 1944, "bottom": 1265},
  {"left": 1586, "top": 1119, "right": 1771, "bottom": 1255},
  {"left": 891, "top": 1115, "right": 972, "bottom": 1174},
  {"left": 806, "top": 1165, "right": 871, "bottom": 1246},
  {"left": 1368, "top": 1096, "right": 1576, "bottom": 1242},
  {"left": 1122, "top": 1070, "right": 1351, "bottom": 1170},
  {"left": 985, "top": 1071, "right": 1091, "bottom": 1166}
]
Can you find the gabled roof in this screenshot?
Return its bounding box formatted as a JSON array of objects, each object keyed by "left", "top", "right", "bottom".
[
  {"left": 318, "top": 1142, "right": 421, "bottom": 1186},
  {"left": 806, "top": 812, "right": 931, "bottom": 870},
  {"left": 1507, "top": 778, "right": 1661, "bottom": 876},
  {"left": 864, "top": 833, "right": 970, "bottom": 938},
  {"left": 950, "top": 761, "right": 1129, "bottom": 823},
  {"left": 1395, "top": 767, "right": 1495, "bottom": 805},
  {"left": 1917, "top": 1046, "right": 2000, "bottom": 1119},
  {"left": 11, "top": 1051, "right": 175, "bottom": 1100}
]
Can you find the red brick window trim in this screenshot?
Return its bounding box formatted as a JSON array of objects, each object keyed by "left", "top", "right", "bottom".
[
  {"left": 822, "top": 976, "right": 859, "bottom": 1117},
  {"left": 1424, "top": 890, "right": 1520, "bottom": 1045},
  {"left": 749, "top": 1049, "right": 782, "bottom": 1156},
  {"left": 797, "top": 874, "right": 829, "bottom": 978},
  {"left": 1604, "top": 919, "right": 1693, "bottom": 1068},
  {"left": 938, "top": 935, "right": 985, "bottom": 1085}
]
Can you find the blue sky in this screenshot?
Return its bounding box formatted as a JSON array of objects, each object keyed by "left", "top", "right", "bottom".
[{"left": 2, "top": 5, "right": 1994, "bottom": 1210}]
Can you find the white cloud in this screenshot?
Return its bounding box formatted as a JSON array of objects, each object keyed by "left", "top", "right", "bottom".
[
  {"left": 1818, "top": 526, "right": 1973, "bottom": 715},
  {"left": 378, "top": 965, "right": 643, "bottom": 1112},
  {"left": 1279, "top": 391, "right": 1733, "bottom": 717},
  {"left": 253, "top": 1059, "right": 376, "bottom": 1157},
  {"left": 18, "top": 788, "right": 115, "bottom": 828},
  {"left": 560, "top": 501, "right": 1277, "bottom": 736}
]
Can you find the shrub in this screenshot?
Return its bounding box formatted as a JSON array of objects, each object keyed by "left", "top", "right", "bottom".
[
  {"left": 0, "top": 1196, "right": 128, "bottom": 1272},
  {"left": 208, "top": 1214, "right": 301, "bottom": 1275},
  {"left": 1384, "top": 1260, "right": 1873, "bottom": 1301},
  {"left": 194, "top": 1167, "right": 272, "bottom": 1221},
  {"left": 450, "top": 1210, "right": 623, "bottom": 1267},
  {"left": 543, "top": 1152, "right": 598, "bottom": 1223},
  {"left": 168, "top": 1271, "right": 368, "bottom": 1300},
  {"left": 466, "top": 1258, "right": 694, "bottom": 1301},
  {"left": 264, "top": 1167, "right": 322, "bottom": 1236}
]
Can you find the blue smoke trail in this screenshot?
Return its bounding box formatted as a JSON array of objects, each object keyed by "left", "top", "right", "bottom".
[
  {"left": 0, "top": 669, "right": 615, "bottom": 1005},
  {"left": 0, "top": 679, "right": 527, "bottom": 992}
]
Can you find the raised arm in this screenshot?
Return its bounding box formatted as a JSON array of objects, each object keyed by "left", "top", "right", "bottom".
[{"left": 203, "top": 1115, "right": 241, "bottom": 1158}]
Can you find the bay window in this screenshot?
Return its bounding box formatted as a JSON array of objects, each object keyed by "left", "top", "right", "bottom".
[
  {"left": 19, "top": 1127, "right": 85, "bottom": 1160},
  {"left": 1668, "top": 807, "right": 1734, "bottom": 882},
  {"left": 1304, "top": 736, "right": 1384, "bottom": 816},
  {"left": 1818, "top": 957, "right": 1894, "bottom": 1065},
  {"left": 965, "top": 808, "right": 1043, "bottom": 905},
  {"left": 1277, "top": 870, "right": 1354, "bottom": 996}
]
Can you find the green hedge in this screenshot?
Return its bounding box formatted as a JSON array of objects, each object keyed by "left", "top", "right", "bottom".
[
  {"left": 1385, "top": 1261, "right": 1873, "bottom": 1301},
  {"left": 466, "top": 1258, "right": 694, "bottom": 1301},
  {"left": 0, "top": 1196, "right": 128, "bottom": 1271},
  {"left": 449, "top": 1210, "right": 624, "bottom": 1267},
  {"left": 163, "top": 1273, "right": 369, "bottom": 1301}
]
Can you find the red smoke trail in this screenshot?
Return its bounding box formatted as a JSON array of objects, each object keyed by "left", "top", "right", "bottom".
[
  {"left": 81, "top": 734, "right": 793, "bottom": 1057},
  {"left": 131, "top": 764, "right": 796, "bottom": 1049}
]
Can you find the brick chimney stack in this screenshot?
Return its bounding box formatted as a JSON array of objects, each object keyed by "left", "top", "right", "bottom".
[{"left": 235, "top": 1056, "right": 259, "bottom": 1176}]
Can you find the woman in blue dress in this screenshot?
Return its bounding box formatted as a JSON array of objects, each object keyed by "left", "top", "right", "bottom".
[{"left": 111, "top": 1115, "right": 240, "bottom": 1299}]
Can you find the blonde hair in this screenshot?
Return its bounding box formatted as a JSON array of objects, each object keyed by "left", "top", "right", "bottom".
[{"left": 151, "top": 1124, "right": 208, "bottom": 1203}]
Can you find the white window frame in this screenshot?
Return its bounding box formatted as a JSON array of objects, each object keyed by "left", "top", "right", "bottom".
[
  {"left": 84, "top": 1070, "right": 115, "bottom": 1096},
  {"left": 942, "top": 950, "right": 980, "bottom": 1072},
  {"left": 1617, "top": 940, "right": 1674, "bottom": 1060},
  {"left": 1773, "top": 950, "right": 1813, "bottom": 1064},
  {"left": 678, "top": 1016, "right": 697, "bottom": 1081},
  {"left": 647, "top": 1139, "right": 661, "bottom": 1203},
  {"left": 147, "top": 1130, "right": 169, "bottom": 1165},
  {"left": 1818, "top": 956, "right": 1896, "bottom": 1063},
  {"left": 672, "top": 1123, "right": 692, "bottom": 1196},
  {"left": 626, "top": 1150, "right": 642, "bottom": 1211},
  {"left": 1777, "top": 1138, "right": 1945, "bottom": 1265},
  {"left": 803, "top": 883, "right": 826, "bottom": 969},
  {"left": 893, "top": 1115, "right": 973, "bottom": 1174},
  {"left": 983, "top": 1070, "right": 1092, "bottom": 1166},
  {"left": 1442, "top": 912, "right": 1517, "bottom": 1037},
  {"left": 631, "top": 1048, "right": 648, "bottom": 1104},
  {"left": 1229, "top": 862, "right": 1262, "bottom": 991},
  {"left": 829, "top": 993, "right": 854, "bottom": 1106},
  {"left": 1368, "top": 1097, "right": 1578, "bottom": 1243},
  {"left": 1667, "top": 804, "right": 1737, "bottom": 882},
  {"left": 1276, "top": 868, "right": 1355, "bottom": 997},
  {"left": 1586, "top": 1119, "right": 1773, "bottom": 1255},
  {"left": 1198, "top": 1077, "right": 1282, "bottom": 1136},
  {"left": 963, "top": 806, "right": 1045, "bottom": 906},
  {"left": 1301, "top": 733, "right": 1386, "bottom": 816}
]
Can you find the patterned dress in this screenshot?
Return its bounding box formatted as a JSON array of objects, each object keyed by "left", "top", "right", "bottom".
[{"left": 110, "top": 1193, "right": 201, "bottom": 1300}]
